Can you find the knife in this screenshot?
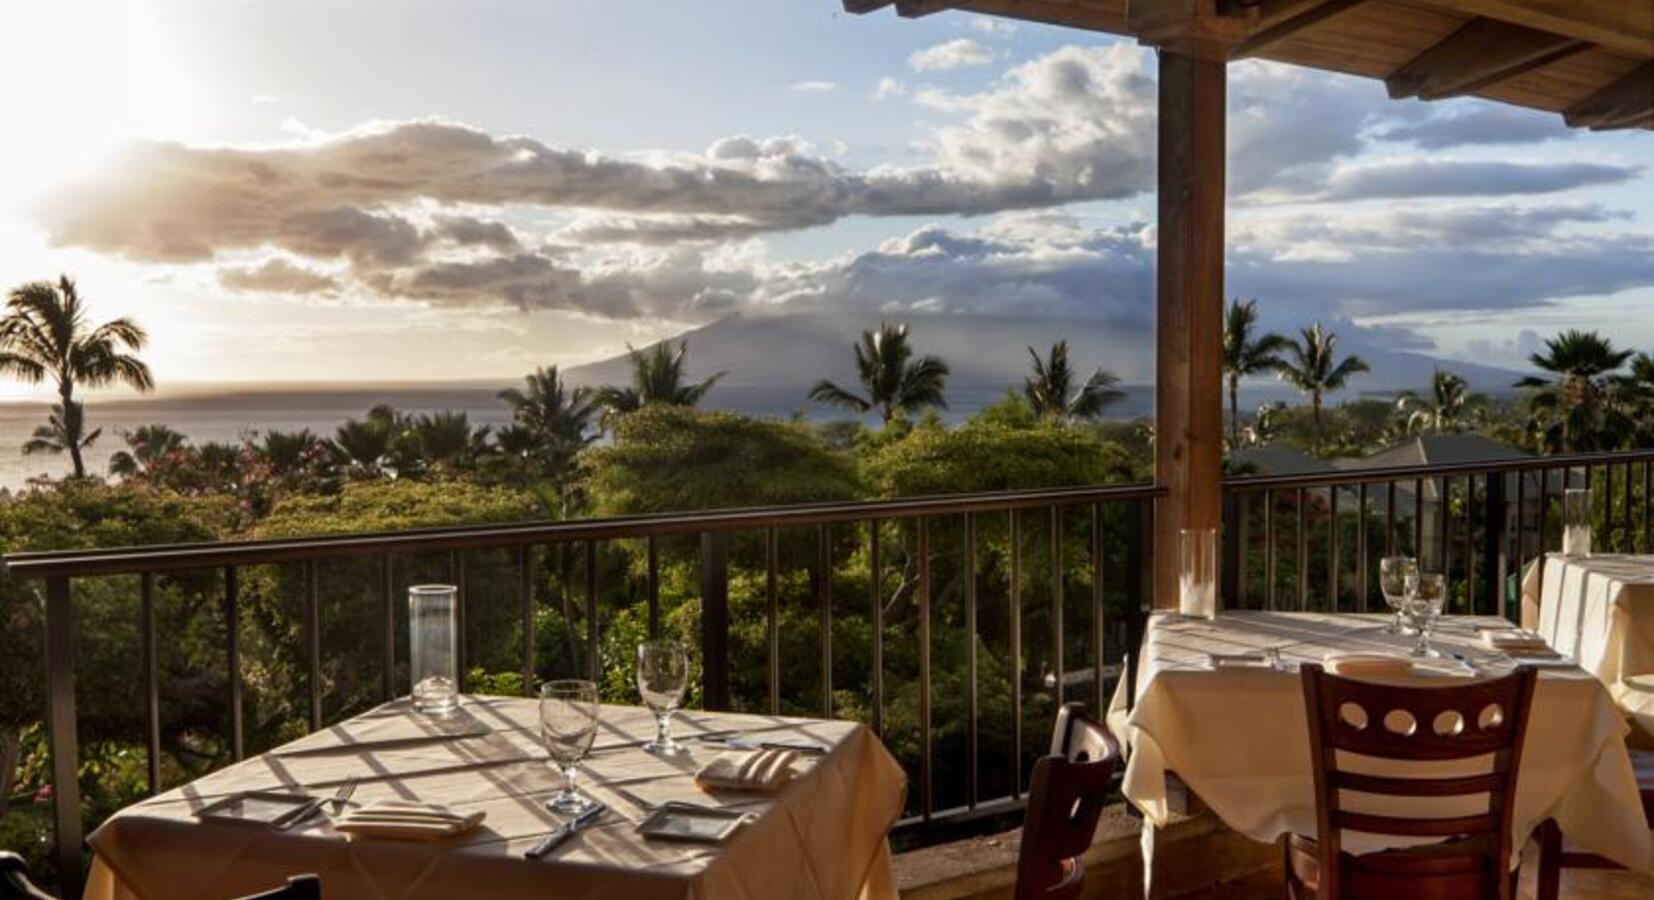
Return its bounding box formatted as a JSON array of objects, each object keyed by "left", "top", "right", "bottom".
[
  {"left": 525, "top": 802, "right": 606, "bottom": 859},
  {"left": 700, "top": 735, "right": 829, "bottom": 755}
]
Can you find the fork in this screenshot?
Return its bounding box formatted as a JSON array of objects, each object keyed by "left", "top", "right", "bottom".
[{"left": 285, "top": 779, "right": 357, "bottom": 830}]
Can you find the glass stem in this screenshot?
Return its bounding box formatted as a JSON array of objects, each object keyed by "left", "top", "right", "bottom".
[
  {"left": 562, "top": 764, "right": 578, "bottom": 796},
  {"left": 655, "top": 711, "right": 672, "bottom": 747}
]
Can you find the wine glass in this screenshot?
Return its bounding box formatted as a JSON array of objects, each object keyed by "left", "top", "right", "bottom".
[
  {"left": 1403, "top": 572, "right": 1447, "bottom": 658},
  {"left": 1378, "top": 556, "right": 1417, "bottom": 635},
  {"left": 540, "top": 680, "right": 600, "bottom": 813},
  {"left": 636, "top": 639, "right": 689, "bottom": 755}
]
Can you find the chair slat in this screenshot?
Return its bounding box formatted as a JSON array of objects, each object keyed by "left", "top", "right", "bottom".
[
  {"left": 1331, "top": 770, "right": 1505, "bottom": 797},
  {"left": 1335, "top": 811, "right": 1499, "bottom": 838}
]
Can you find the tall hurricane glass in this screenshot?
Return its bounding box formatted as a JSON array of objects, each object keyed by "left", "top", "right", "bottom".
[
  {"left": 637, "top": 640, "right": 689, "bottom": 755},
  {"left": 1378, "top": 556, "right": 1417, "bottom": 635},
  {"left": 540, "top": 680, "right": 601, "bottom": 813},
  {"left": 408, "top": 585, "right": 458, "bottom": 716}
]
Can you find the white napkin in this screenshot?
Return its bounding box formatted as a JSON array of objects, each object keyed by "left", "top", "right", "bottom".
[
  {"left": 332, "top": 800, "right": 485, "bottom": 842},
  {"left": 1325, "top": 652, "right": 1415, "bottom": 678},
  {"left": 1480, "top": 629, "right": 1556, "bottom": 655},
  {"left": 694, "top": 747, "right": 798, "bottom": 792}
]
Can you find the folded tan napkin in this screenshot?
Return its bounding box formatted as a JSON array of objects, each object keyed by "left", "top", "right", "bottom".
[
  {"left": 1325, "top": 652, "right": 1415, "bottom": 678},
  {"left": 332, "top": 800, "right": 485, "bottom": 842},
  {"left": 694, "top": 747, "right": 798, "bottom": 792},
  {"left": 1480, "top": 629, "right": 1556, "bottom": 655}
]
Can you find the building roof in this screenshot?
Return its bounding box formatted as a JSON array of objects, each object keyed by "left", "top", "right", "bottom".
[
  {"left": 1335, "top": 433, "right": 1532, "bottom": 470},
  {"left": 1231, "top": 445, "right": 1337, "bottom": 476},
  {"left": 846, "top": 1, "right": 1653, "bottom": 132}
]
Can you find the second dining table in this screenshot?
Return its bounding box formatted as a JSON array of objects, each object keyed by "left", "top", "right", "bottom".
[
  {"left": 1109, "top": 610, "right": 1654, "bottom": 875},
  {"left": 83, "top": 697, "right": 906, "bottom": 900}
]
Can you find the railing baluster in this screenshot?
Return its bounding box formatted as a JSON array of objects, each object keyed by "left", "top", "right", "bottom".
[
  {"left": 918, "top": 517, "right": 932, "bottom": 820},
  {"left": 818, "top": 524, "right": 833, "bottom": 718},
  {"left": 1295, "top": 487, "right": 1307, "bottom": 611},
  {"left": 766, "top": 526, "right": 780, "bottom": 715},
  {"left": 966, "top": 511, "right": 979, "bottom": 810},
  {"left": 1265, "top": 490, "right": 1276, "bottom": 611},
  {"left": 1515, "top": 466, "right": 1528, "bottom": 571},
  {"left": 142, "top": 572, "right": 160, "bottom": 794},
  {"left": 1414, "top": 477, "right": 1425, "bottom": 560},
  {"left": 381, "top": 554, "right": 395, "bottom": 702},
  {"left": 1234, "top": 493, "right": 1249, "bottom": 609},
  {"left": 1481, "top": 471, "right": 1508, "bottom": 618},
  {"left": 1439, "top": 477, "right": 1451, "bottom": 602},
  {"left": 306, "top": 562, "right": 322, "bottom": 731},
  {"left": 1328, "top": 486, "right": 1340, "bottom": 611},
  {"left": 1010, "top": 509, "right": 1022, "bottom": 798},
  {"left": 700, "top": 533, "right": 730, "bottom": 711},
  {"left": 225, "top": 566, "right": 243, "bottom": 760},
  {"left": 585, "top": 541, "right": 599, "bottom": 685},
  {"left": 1644, "top": 462, "right": 1652, "bottom": 554},
  {"left": 43, "top": 574, "right": 83, "bottom": 900},
  {"left": 1465, "top": 477, "right": 1476, "bottom": 612},
  {"left": 1623, "top": 462, "right": 1634, "bottom": 552},
  {"left": 1357, "top": 483, "right": 1368, "bottom": 612},
  {"left": 518, "top": 545, "right": 533, "bottom": 696},
  {"left": 647, "top": 535, "right": 661, "bottom": 640},
  {"left": 449, "top": 552, "right": 466, "bottom": 693},
  {"left": 1050, "top": 506, "right": 1064, "bottom": 707},
  {"left": 869, "top": 520, "right": 883, "bottom": 737},
  {"left": 1541, "top": 467, "right": 1554, "bottom": 552},
  {"left": 1090, "top": 503, "right": 1104, "bottom": 712},
  {"left": 1386, "top": 481, "right": 1396, "bottom": 558}
]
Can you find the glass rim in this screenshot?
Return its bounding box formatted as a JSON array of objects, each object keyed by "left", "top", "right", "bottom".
[
  {"left": 637, "top": 638, "right": 688, "bottom": 652},
  {"left": 408, "top": 584, "right": 459, "bottom": 595},
  {"left": 540, "top": 678, "right": 598, "bottom": 697}
]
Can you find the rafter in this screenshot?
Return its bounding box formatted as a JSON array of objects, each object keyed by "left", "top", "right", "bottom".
[
  {"left": 840, "top": 1, "right": 895, "bottom": 12},
  {"left": 1231, "top": 0, "right": 1373, "bottom": 60},
  {"left": 1565, "top": 61, "right": 1654, "bottom": 131},
  {"left": 1386, "top": 18, "right": 1587, "bottom": 101},
  {"left": 894, "top": 0, "right": 957, "bottom": 17},
  {"left": 1414, "top": 0, "right": 1654, "bottom": 59}
]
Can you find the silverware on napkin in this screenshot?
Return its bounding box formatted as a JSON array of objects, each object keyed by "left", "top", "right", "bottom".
[
  {"left": 525, "top": 802, "right": 607, "bottom": 859},
  {"left": 699, "top": 735, "right": 829, "bottom": 755},
  {"left": 283, "top": 778, "right": 359, "bottom": 830}
]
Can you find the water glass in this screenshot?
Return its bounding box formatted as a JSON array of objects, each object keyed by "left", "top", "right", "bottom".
[
  {"left": 540, "top": 680, "right": 601, "bottom": 813},
  {"left": 636, "top": 640, "right": 689, "bottom": 755},
  {"left": 1563, "top": 488, "right": 1592, "bottom": 556},
  {"left": 1404, "top": 572, "right": 1447, "bottom": 658},
  {"left": 1179, "top": 527, "right": 1219, "bottom": 619},
  {"left": 408, "top": 585, "right": 458, "bottom": 716},
  {"left": 1378, "top": 556, "right": 1417, "bottom": 635}
]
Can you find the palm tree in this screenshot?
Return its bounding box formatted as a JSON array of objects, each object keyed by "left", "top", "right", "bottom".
[
  {"left": 1395, "top": 369, "right": 1483, "bottom": 436},
  {"left": 1276, "top": 322, "right": 1369, "bottom": 454},
  {"left": 1022, "top": 340, "right": 1123, "bottom": 422},
  {"left": 1517, "top": 329, "right": 1634, "bottom": 452},
  {"left": 109, "top": 424, "right": 189, "bottom": 479},
  {"left": 594, "top": 341, "right": 723, "bottom": 428},
  {"left": 498, "top": 366, "right": 596, "bottom": 481},
  {"left": 330, "top": 415, "right": 394, "bottom": 477},
  {"left": 410, "top": 411, "right": 491, "bottom": 470},
  {"left": 1222, "top": 299, "right": 1288, "bottom": 446},
  {"left": 809, "top": 322, "right": 949, "bottom": 425},
  {"left": 0, "top": 276, "right": 153, "bottom": 477}
]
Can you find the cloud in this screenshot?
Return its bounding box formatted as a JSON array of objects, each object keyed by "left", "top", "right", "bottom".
[
  {"left": 909, "top": 38, "right": 996, "bottom": 72},
  {"left": 968, "top": 15, "right": 1017, "bottom": 37},
  {"left": 1378, "top": 105, "right": 1575, "bottom": 149},
  {"left": 1318, "top": 160, "right": 1638, "bottom": 201},
  {"left": 217, "top": 258, "right": 339, "bottom": 294},
  {"left": 873, "top": 77, "right": 905, "bottom": 100},
  {"left": 789, "top": 81, "right": 838, "bottom": 92}
]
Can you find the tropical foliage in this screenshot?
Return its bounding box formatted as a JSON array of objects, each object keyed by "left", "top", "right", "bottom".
[
  {"left": 809, "top": 322, "right": 949, "bottom": 425},
  {"left": 1022, "top": 340, "right": 1123, "bottom": 423},
  {"left": 1222, "top": 299, "right": 1288, "bottom": 446},
  {"left": 593, "top": 341, "right": 722, "bottom": 428},
  {"left": 1517, "top": 329, "right": 1635, "bottom": 452},
  {"left": 1276, "top": 322, "right": 1371, "bottom": 453}
]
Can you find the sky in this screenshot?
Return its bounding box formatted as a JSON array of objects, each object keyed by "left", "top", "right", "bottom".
[{"left": 0, "top": 0, "right": 1649, "bottom": 397}]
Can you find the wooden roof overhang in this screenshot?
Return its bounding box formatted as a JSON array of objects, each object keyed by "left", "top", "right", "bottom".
[{"left": 846, "top": 1, "right": 1654, "bottom": 131}]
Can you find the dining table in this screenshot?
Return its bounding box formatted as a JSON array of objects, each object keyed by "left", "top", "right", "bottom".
[
  {"left": 1523, "top": 552, "right": 1654, "bottom": 743},
  {"left": 1108, "top": 610, "right": 1654, "bottom": 878},
  {"left": 82, "top": 697, "right": 906, "bottom": 900}
]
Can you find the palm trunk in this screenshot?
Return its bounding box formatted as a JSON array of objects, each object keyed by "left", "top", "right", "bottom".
[
  {"left": 61, "top": 384, "right": 86, "bottom": 478},
  {"left": 1312, "top": 393, "right": 1323, "bottom": 455},
  {"left": 1229, "top": 374, "right": 1240, "bottom": 446}
]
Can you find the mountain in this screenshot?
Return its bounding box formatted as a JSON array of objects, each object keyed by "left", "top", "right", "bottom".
[{"left": 562, "top": 311, "right": 1529, "bottom": 421}]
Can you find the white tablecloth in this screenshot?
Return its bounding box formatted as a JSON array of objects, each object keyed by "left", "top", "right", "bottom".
[
  {"left": 83, "top": 698, "right": 905, "bottom": 900},
  {"left": 1526, "top": 553, "right": 1654, "bottom": 742},
  {"left": 1110, "top": 612, "right": 1653, "bottom": 873}
]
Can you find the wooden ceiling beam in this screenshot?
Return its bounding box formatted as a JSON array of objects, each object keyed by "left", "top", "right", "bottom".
[
  {"left": 840, "top": 1, "right": 896, "bottom": 12},
  {"left": 1231, "top": 0, "right": 1374, "bottom": 60},
  {"left": 944, "top": 0, "right": 1130, "bottom": 34},
  {"left": 1415, "top": 1, "right": 1654, "bottom": 59},
  {"left": 1386, "top": 18, "right": 1587, "bottom": 101},
  {"left": 894, "top": 0, "right": 957, "bottom": 17},
  {"left": 1565, "top": 61, "right": 1654, "bottom": 130}
]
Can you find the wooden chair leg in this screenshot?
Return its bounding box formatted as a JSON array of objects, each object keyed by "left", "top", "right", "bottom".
[{"left": 1536, "top": 819, "right": 1562, "bottom": 900}]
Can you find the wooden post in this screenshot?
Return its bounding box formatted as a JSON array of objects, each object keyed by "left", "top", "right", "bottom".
[{"left": 1154, "top": 49, "right": 1228, "bottom": 608}]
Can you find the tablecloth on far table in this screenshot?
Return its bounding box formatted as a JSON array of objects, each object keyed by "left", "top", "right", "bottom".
[{"left": 1524, "top": 553, "right": 1654, "bottom": 742}]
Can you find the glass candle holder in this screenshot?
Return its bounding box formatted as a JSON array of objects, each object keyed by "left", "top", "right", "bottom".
[
  {"left": 409, "top": 584, "right": 459, "bottom": 716},
  {"left": 1180, "top": 527, "right": 1219, "bottom": 619},
  {"left": 1563, "top": 488, "right": 1592, "bottom": 557}
]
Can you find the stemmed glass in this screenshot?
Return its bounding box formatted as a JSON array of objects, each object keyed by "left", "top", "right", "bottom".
[
  {"left": 540, "top": 680, "right": 601, "bottom": 813},
  {"left": 1403, "top": 572, "right": 1447, "bottom": 658},
  {"left": 636, "top": 640, "right": 689, "bottom": 755},
  {"left": 1378, "top": 556, "right": 1417, "bottom": 635}
]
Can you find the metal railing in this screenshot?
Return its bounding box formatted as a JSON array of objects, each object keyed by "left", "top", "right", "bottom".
[
  {"left": 1221, "top": 449, "right": 1654, "bottom": 616},
  {"left": 4, "top": 481, "right": 1163, "bottom": 896}
]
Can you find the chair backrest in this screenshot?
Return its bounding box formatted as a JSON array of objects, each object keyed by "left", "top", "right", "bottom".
[
  {"left": 232, "top": 875, "right": 321, "bottom": 900},
  {"left": 1014, "top": 702, "right": 1120, "bottom": 900},
  {"left": 1299, "top": 664, "right": 1538, "bottom": 900},
  {"left": 0, "top": 853, "right": 59, "bottom": 900}
]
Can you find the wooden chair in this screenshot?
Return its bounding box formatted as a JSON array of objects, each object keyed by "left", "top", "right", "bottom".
[
  {"left": 1289, "top": 664, "right": 1538, "bottom": 900},
  {"left": 1013, "top": 701, "right": 1121, "bottom": 900},
  {"left": 1534, "top": 747, "right": 1654, "bottom": 900},
  {"left": 0, "top": 854, "right": 319, "bottom": 900}
]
